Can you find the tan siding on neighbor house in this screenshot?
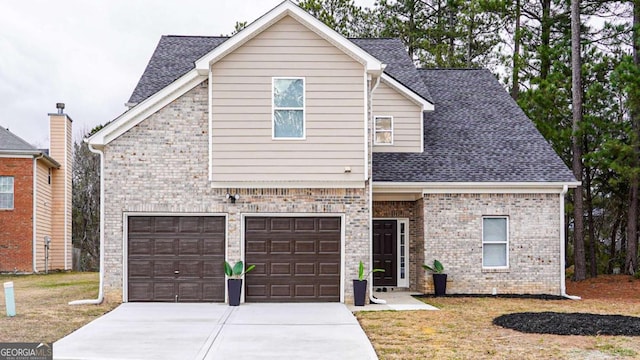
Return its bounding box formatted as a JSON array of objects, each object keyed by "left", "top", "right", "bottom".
[
  {"left": 372, "top": 80, "right": 422, "bottom": 153},
  {"left": 50, "top": 115, "right": 72, "bottom": 270},
  {"left": 34, "top": 161, "right": 52, "bottom": 271},
  {"left": 211, "top": 15, "right": 366, "bottom": 184}
]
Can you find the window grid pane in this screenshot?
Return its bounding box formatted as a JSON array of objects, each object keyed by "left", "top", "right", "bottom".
[
  {"left": 273, "top": 78, "right": 304, "bottom": 139},
  {"left": 0, "top": 177, "right": 14, "bottom": 209},
  {"left": 482, "top": 217, "right": 507, "bottom": 267}
]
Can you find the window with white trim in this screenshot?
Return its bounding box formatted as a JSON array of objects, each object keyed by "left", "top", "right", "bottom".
[
  {"left": 374, "top": 116, "right": 393, "bottom": 145},
  {"left": 482, "top": 217, "right": 508, "bottom": 268},
  {"left": 0, "top": 176, "right": 14, "bottom": 209},
  {"left": 273, "top": 77, "right": 305, "bottom": 139}
]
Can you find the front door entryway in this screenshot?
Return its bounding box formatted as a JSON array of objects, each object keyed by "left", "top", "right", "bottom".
[{"left": 373, "top": 220, "right": 397, "bottom": 286}]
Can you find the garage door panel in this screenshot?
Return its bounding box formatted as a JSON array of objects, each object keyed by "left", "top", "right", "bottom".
[
  {"left": 294, "top": 263, "right": 316, "bottom": 275},
  {"left": 153, "top": 283, "right": 175, "bottom": 301},
  {"left": 270, "top": 240, "right": 292, "bottom": 254},
  {"left": 154, "top": 217, "right": 178, "bottom": 232},
  {"left": 128, "top": 216, "right": 225, "bottom": 302},
  {"left": 179, "top": 217, "right": 201, "bottom": 233},
  {"left": 178, "top": 239, "right": 200, "bottom": 255},
  {"left": 203, "top": 237, "right": 225, "bottom": 254},
  {"left": 294, "top": 240, "right": 316, "bottom": 253},
  {"left": 129, "top": 261, "right": 152, "bottom": 278},
  {"left": 245, "top": 216, "right": 341, "bottom": 302},
  {"left": 129, "top": 239, "right": 152, "bottom": 255},
  {"left": 154, "top": 239, "right": 175, "bottom": 255}
]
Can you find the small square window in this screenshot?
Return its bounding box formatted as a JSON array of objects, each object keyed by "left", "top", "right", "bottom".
[
  {"left": 482, "top": 217, "right": 508, "bottom": 268},
  {"left": 0, "top": 176, "right": 14, "bottom": 209},
  {"left": 374, "top": 116, "right": 393, "bottom": 145},
  {"left": 273, "top": 78, "right": 305, "bottom": 139}
]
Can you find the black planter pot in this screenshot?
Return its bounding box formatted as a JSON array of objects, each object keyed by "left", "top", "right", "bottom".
[
  {"left": 227, "top": 279, "right": 242, "bottom": 306},
  {"left": 432, "top": 273, "right": 447, "bottom": 296},
  {"left": 353, "top": 280, "right": 368, "bottom": 306}
]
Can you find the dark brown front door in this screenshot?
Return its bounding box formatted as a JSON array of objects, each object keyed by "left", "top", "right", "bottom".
[
  {"left": 373, "top": 220, "right": 397, "bottom": 286},
  {"left": 127, "top": 216, "right": 225, "bottom": 302},
  {"left": 244, "top": 217, "right": 341, "bottom": 302}
]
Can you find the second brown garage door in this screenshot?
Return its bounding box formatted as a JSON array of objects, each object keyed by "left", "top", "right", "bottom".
[
  {"left": 127, "top": 216, "right": 225, "bottom": 302},
  {"left": 245, "top": 217, "right": 341, "bottom": 302}
]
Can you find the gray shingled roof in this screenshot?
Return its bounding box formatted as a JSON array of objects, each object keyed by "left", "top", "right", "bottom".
[
  {"left": 0, "top": 126, "right": 38, "bottom": 152},
  {"left": 372, "top": 69, "right": 577, "bottom": 182},
  {"left": 127, "top": 36, "right": 431, "bottom": 105},
  {"left": 128, "top": 36, "right": 228, "bottom": 105},
  {"left": 125, "top": 34, "right": 574, "bottom": 183},
  {"left": 350, "top": 38, "right": 432, "bottom": 103}
]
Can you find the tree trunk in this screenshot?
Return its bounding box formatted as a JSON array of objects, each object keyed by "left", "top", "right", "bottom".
[
  {"left": 540, "top": 0, "right": 552, "bottom": 80},
  {"left": 511, "top": 0, "right": 521, "bottom": 100},
  {"left": 570, "top": 0, "right": 586, "bottom": 281},
  {"left": 626, "top": 0, "right": 640, "bottom": 276},
  {"left": 608, "top": 213, "right": 621, "bottom": 274},
  {"left": 585, "top": 161, "right": 597, "bottom": 277}
]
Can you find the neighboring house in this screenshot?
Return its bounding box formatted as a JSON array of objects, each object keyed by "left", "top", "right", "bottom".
[
  {"left": 86, "top": 1, "right": 578, "bottom": 304},
  {"left": 0, "top": 104, "right": 72, "bottom": 273}
]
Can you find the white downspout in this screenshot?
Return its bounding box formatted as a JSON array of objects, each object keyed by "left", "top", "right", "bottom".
[
  {"left": 368, "top": 74, "right": 385, "bottom": 305},
  {"left": 560, "top": 184, "right": 581, "bottom": 300},
  {"left": 69, "top": 142, "right": 104, "bottom": 305},
  {"left": 32, "top": 154, "right": 43, "bottom": 273}
]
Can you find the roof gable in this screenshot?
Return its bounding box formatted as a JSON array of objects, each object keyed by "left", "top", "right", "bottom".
[{"left": 192, "top": 1, "right": 383, "bottom": 75}]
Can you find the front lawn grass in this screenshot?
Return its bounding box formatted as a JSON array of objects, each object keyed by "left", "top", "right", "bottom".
[
  {"left": 0, "top": 272, "right": 117, "bottom": 343},
  {"left": 357, "top": 277, "right": 640, "bottom": 359}
]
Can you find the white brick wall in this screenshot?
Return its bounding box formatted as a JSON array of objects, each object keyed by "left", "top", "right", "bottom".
[
  {"left": 422, "top": 193, "right": 562, "bottom": 295},
  {"left": 102, "top": 82, "right": 370, "bottom": 302}
]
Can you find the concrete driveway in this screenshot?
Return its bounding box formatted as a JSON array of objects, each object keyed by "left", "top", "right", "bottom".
[{"left": 53, "top": 303, "right": 378, "bottom": 360}]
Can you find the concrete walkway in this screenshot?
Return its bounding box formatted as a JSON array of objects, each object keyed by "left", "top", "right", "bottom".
[
  {"left": 53, "top": 303, "right": 377, "bottom": 360},
  {"left": 347, "top": 291, "right": 439, "bottom": 312}
]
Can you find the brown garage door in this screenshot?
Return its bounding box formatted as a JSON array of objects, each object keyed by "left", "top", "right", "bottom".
[
  {"left": 127, "top": 216, "right": 225, "bottom": 302},
  {"left": 244, "top": 216, "right": 341, "bottom": 302}
]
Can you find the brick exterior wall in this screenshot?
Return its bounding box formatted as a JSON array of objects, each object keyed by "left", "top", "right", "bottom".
[
  {"left": 0, "top": 158, "right": 33, "bottom": 272},
  {"left": 422, "top": 193, "right": 562, "bottom": 295},
  {"left": 102, "top": 82, "right": 370, "bottom": 302}
]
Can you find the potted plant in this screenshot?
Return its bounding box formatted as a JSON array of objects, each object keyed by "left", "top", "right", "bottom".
[
  {"left": 224, "top": 260, "right": 255, "bottom": 306},
  {"left": 422, "top": 260, "right": 447, "bottom": 296},
  {"left": 353, "top": 261, "right": 384, "bottom": 306}
]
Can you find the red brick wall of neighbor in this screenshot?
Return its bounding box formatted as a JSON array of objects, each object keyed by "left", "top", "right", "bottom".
[{"left": 0, "top": 158, "right": 33, "bottom": 272}]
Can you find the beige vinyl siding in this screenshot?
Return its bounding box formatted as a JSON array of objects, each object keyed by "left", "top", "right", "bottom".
[
  {"left": 372, "top": 80, "right": 423, "bottom": 153},
  {"left": 211, "top": 15, "right": 366, "bottom": 183},
  {"left": 34, "top": 161, "right": 52, "bottom": 271}
]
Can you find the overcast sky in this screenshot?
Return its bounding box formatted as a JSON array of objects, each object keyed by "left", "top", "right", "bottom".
[{"left": 0, "top": 0, "right": 375, "bottom": 147}]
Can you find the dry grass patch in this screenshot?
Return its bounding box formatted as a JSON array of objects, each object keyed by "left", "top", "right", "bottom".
[
  {"left": 0, "top": 272, "right": 118, "bottom": 343},
  {"left": 357, "top": 278, "right": 640, "bottom": 359}
]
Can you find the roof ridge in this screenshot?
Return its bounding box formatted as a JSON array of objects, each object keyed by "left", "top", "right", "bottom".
[
  {"left": 419, "top": 67, "right": 485, "bottom": 71},
  {"left": 163, "top": 35, "right": 230, "bottom": 39}
]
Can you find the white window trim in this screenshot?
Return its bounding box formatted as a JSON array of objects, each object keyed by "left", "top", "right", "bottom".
[
  {"left": 482, "top": 216, "right": 509, "bottom": 270},
  {"left": 374, "top": 115, "right": 393, "bottom": 145},
  {"left": 0, "top": 176, "right": 14, "bottom": 210},
  {"left": 272, "top": 77, "right": 306, "bottom": 140}
]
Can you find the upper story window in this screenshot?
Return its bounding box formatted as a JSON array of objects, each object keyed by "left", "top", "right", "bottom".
[
  {"left": 374, "top": 116, "right": 393, "bottom": 145},
  {"left": 0, "top": 176, "right": 14, "bottom": 210},
  {"left": 273, "top": 77, "right": 305, "bottom": 139},
  {"left": 482, "top": 216, "right": 508, "bottom": 268}
]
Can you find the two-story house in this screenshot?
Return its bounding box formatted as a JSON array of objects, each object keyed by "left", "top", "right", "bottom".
[
  {"left": 0, "top": 104, "right": 73, "bottom": 273},
  {"left": 86, "top": 1, "right": 579, "bottom": 304}
]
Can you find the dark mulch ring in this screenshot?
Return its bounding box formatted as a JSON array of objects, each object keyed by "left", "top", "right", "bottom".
[{"left": 493, "top": 312, "right": 640, "bottom": 336}]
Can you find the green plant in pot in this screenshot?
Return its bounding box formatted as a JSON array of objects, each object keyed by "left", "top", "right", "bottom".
[
  {"left": 353, "top": 261, "right": 384, "bottom": 306},
  {"left": 422, "top": 260, "right": 447, "bottom": 296},
  {"left": 224, "top": 260, "right": 255, "bottom": 306}
]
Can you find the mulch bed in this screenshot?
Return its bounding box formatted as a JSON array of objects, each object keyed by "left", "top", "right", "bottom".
[
  {"left": 493, "top": 312, "right": 640, "bottom": 336},
  {"left": 415, "top": 294, "right": 567, "bottom": 300}
]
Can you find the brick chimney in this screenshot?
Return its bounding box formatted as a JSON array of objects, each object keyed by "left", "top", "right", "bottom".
[{"left": 49, "top": 103, "right": 72, "bottom": 270}]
